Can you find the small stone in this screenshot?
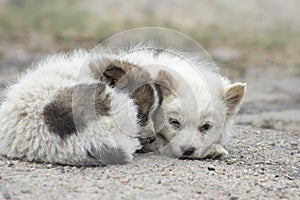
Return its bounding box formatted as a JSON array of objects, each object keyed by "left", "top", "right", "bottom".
[
  {"left": 268, "top": 142, "right": 275, "bottom": 146},
  {"left": 207, "top": 165, "right": 216, "bottom": 171},
  {"left": 285, "top": 175, "right": 294, "bottom": 180},
  {"left": 21, "top": 190, "right": 31, "bottom": 194},
  {"left": 46, "top": 164, "right": 53, "bottom": 168},
  {"left": 133, "top": 185, "right": 145, "bottom": 189},
  {"left": 120, "top": 178, "right": 129, "bottom": 184},
  {"left": 6, "top": 161, "right": 14, "bottom": 167},
  {"left": 216, "top": 171, "right": 225, "bottom": 175},
  {"left": 2, "top": 192, "right": 11, "bottom": 200},
  {"left": 230, "top": 196, "right": 239, "bottom": 200},
  {"left": 290, "top": 141, "right": 298, "bottom": 146},
  {"left": 63, "top": 166, "right": 72, "bottom": 173}
]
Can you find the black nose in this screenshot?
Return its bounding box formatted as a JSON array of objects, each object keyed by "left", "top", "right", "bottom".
[
  {"left": 183, "top": 147, "right": 195, "bottom": 156},
  {"left": 148, "top": 135, "right": 156, "bottom": 143}
]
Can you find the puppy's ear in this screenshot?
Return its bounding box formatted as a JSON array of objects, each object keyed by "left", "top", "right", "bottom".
[
  {"left": 156, "top": 70, "right": 178, "bottom": 97},
  {"left": 103, "top": 65, "right": 126, "bottom": 86},
  {"left": 224, "top": 82, "right": 246, "bottom": 116}
]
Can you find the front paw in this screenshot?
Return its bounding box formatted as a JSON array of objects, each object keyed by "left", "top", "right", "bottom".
[{"left": 203, "top": 144, "right": 228, "bottom": 160}]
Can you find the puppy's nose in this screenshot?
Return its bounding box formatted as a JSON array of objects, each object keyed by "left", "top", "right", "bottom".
[
  {"left": 183, "top": 147, "right": 195, "bottom": 156},
  {"left": 148, "top": 135, "right": 156, "bottom": 143}
]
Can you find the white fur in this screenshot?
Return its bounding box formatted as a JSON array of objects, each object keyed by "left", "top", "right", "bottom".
[
  {"left": 95, "top": 43, "right": 245, "bottom": 159},
  {"left": 0, "top": 50, "right": 141, "bottom": 166}
]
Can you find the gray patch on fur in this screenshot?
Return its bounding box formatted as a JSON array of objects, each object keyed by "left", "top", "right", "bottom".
[
  {"left": 43, "top": 83, "right": 111, "bottom": 139},
  {"left": 86, "top": 145, "right": 129, "bottom": 165}
]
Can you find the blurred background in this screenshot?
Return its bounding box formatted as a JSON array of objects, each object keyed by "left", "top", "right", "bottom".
[{"left": 0, "top": 0, "right": 299, "bottom": 132}]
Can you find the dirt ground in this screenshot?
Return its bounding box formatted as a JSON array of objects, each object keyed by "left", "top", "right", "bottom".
[
  {"left": 0, "top": 45, "right": 299, "bottom": 200},
  {"left": 0, "top": 125, "right": 299, "bottom": 200}
]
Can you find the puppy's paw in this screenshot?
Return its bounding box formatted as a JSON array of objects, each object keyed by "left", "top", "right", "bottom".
[{"left": 203, "top": 144, "right": 228, "bottom": 160}]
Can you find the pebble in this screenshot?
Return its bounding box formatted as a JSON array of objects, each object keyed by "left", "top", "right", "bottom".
[
  {"left": 21, "top": 190, "right": 31, "bottom": 194},
  {"left": 133, "top": 185, "right": 145, "bottom": 189},
  {"left": 290, "top": 142, "right": 298, "bottom": 146},
  {"left": 64, "top": 166, "right": 72, "bottom": 173},
  {"left": 208, "top": 165, "right": 216, "bottom": 171},
  {"left": 268, "top": 142, "right": 275, "bottom": 146},
  {"left": 120, "top": 178, "right": 129, "bottom": 184},
  {"left": 2, "top": 192, "right": 11, "bottom": 200},
  {"left": 6, "top": 161, "right": 14, "bottom": 167},
  {"left": 46, "top": 164, "right": 53, "bottom": 169},
  {"left": 285, "top": 175, "right": 295, "bottom": 180}
]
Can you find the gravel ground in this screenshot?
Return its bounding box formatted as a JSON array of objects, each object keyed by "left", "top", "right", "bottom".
[{"left": 0, "top": 126, "right": 299, "bottom": 200}]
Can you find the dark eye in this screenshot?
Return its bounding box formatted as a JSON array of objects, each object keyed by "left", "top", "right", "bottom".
[
  {"left": 199, "top": 122, "right": 212, "bottom": 132},
  {"left": 169, "top": 118, "right": 181, "bottom": 129}
]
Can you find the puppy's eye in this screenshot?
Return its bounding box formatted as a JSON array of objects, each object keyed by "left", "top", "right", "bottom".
[
  {"left": 199, "top": 122, "right": 212, "bottom": 132},
  {"left": 169, "top": 118, "right": 181, "bottom": 129}
]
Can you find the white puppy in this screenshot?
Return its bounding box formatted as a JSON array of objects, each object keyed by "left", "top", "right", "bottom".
[
  {"left": 106, "top": 44, "right": 246, "bottom": 159},
  {"left": 0, "top": 50, "right": 144, "bottom": 166}
]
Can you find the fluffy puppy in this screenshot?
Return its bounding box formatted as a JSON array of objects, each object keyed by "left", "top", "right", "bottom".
[
  {"left": 104, "top": 44, "right": 246, "bottom": 159},
  {"left": 143, "top": 69, "right": 246, "bottom": 159},
  {"left": 0, "top": 50, "right": 141, "bottom": 166}
]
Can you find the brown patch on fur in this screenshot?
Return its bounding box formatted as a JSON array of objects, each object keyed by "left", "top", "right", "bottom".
[
  {"left": 20, "top": 112, "right": 28, "bottom": 117},
  {"left": 154, "top": 83, "right": 163, "bottom": 105},
  {"left": 131, "top": 84, "right": 155, "bottom": 126},
  {"left": 103, "top": 65, "right": 126, "bottom": 86},
  {"left": 43, "top": 83, "right": 111, "bottom": 139},
  {"left": 89, "top": 58, "right": 137, "bottom": 84},
  {"left": 156, "top": 69, "right": 178, "bottom": 97}
]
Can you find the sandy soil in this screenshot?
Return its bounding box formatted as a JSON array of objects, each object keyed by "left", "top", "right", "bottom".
[{"left": 0, "top": 50, "right": 299, "bottom": 200}]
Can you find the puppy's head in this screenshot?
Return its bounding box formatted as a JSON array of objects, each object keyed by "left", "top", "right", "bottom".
[
  {"left": 89, "top": 58, "right": 161, "bottom": 146},
  {"left": 151, "top": 69, "right": 246, "bottom": 159}
]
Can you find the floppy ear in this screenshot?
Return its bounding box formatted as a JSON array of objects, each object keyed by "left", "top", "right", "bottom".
[
  {"left": 224, "top": 82, "right": 246, "bottom": 116},
  {"left": 103, "top": 65, "right": 126, "bottom": 86},
  {"left": 156, "top": 69, "right": 178, "bottom": 97}
]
